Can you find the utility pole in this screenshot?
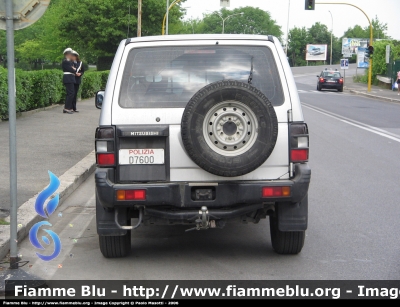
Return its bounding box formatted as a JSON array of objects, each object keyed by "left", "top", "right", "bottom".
[
  {"left": 328, "top": 10, "right": 333, "bottom": 66},
  {"left": 285, "top": 0, "right": 291, "bottom": 55},
  {"left": 137, "top": 0, "right": 142, "bottom": 37}
]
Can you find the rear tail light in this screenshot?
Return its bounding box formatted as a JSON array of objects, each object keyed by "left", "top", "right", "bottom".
[
  {"left": 95, "top": 127, "right": 115, "bottom": 167},
  {"left": 290, "top": 123, "right": 309, "bottom": 163},
  {"left": 339, "top": 78, "right": 343, "bottom": 83},
  {"left": 290, "top": 149, "right": 308, "bottom": 162},
  {"left": 116, "top": 190, "right": 146, "bottom": 201},
  {"left": 319, "top": 78, "right": 325, "bottom": 82},
  {"left": 262, "top": 186, "right": 291, "bottom": 198},
  {"left": 97, "top": 153, "right": 115, "bottom": 166}
]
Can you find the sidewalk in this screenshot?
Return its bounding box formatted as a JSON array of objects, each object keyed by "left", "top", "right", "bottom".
[
  {"left": 344, "top": 76, "right": 400, "bottom": 103},
  {"left": 0, "top": 99, "right": 100, "bottom": 218}
]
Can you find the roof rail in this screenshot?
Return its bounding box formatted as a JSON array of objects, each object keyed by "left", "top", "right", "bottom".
[
  {"left": 267, "top": 35, "right": 274, "bottom": 43},
  {"left": 125, "top": 38, "right": 131, "bottom": 45}
]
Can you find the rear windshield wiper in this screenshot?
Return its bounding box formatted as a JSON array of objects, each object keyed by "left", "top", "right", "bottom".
[{"left": 248, "top": 56, "right": 253, "bottom": 85}]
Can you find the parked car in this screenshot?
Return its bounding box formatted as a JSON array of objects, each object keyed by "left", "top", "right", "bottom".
[
  {"left": 94, "top": 34, "right": 311, "bottom": 258},
  {"left": 317, "top": 69, "right": 344, "bottom": 92}
]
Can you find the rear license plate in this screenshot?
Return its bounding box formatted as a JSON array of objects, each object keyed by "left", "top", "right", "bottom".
[
  {"left": 327, "top": 80, "right": 336, "bottom": 83},
  {"left": 119, "top": 149, "right": 165, "bottom": 165}
]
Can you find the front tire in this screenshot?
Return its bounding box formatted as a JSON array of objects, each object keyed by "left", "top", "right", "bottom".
[
  {"left": 99, "top": 232, "right": 131, "bottom": 258},
  {"left": 269, "top": 213, "right": 305, "bottom": 254}
]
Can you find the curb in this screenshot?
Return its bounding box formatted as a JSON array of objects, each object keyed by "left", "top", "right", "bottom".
[
  {"left": 348, "top": 90, "right": 400, "bottom": 103},
  {"left": 0, "top": 150, "right": 96, "bottom": 261},
  {"left": 0, "top": 104, "right": 63, "bottom": 122}
]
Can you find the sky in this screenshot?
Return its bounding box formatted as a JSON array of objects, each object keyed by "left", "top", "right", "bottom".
[{"left": 182, "top": 0, "right": 399, "bottom": 40}]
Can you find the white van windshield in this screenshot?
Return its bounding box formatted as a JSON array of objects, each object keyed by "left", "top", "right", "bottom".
[{"left": 119, "top": 45, "right": 284, "bottom": 108}]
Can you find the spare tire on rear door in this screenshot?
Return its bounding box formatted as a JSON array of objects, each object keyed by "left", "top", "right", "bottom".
[{"left": 181, "top": 80, "right": 278, "bottom": 177}]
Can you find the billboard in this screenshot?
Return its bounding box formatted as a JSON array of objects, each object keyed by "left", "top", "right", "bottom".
[
  {"left": 356, "top": 47, "right": 370, "bottom": 68},
  {"left": 342, "top": 38, "right": 370, "bottom": 68},
  {"left": 341, "top": 38, "right": 368, "bottom": 55},
  {"left": 306, "top": 44, "right": 327, "bottom": 61}
]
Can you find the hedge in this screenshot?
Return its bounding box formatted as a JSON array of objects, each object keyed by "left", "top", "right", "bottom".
[{"left": 0, "top": 67, "right": 109, "bottom": 119}]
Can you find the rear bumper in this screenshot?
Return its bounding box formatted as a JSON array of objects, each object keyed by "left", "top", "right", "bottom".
[
  {"left": 320, "top": 83, "right": 342, "bottom": 89},
  {"left": 96, "top": 163, "right": 311, "bottom": 234},
  {"left": 95, "top": 163, "right": 311, "bottom": 209}
]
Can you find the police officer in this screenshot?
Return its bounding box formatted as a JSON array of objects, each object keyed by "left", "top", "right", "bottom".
[
  {"left": 71, "top": 50, "right": 84, "bottom": 112},
  {"left": 62, "top": 48, "right": 76, "bottom": 114}
]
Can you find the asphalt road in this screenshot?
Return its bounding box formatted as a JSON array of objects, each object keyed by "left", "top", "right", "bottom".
[{"left": 5, "top": 65, "right": 400, "bottom": 280}]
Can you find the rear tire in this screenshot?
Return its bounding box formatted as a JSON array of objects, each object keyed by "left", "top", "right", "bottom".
[
  {"left": 338, "top": 87, "right": 343, "bottom": 92},
  {"left": 317, "top": 84, "right": 321, "bottom": 91},
  {"left": 269, "top": 213, "right": 305, "bottom": 254},
  {"left": 99, "top": 232, "right": 131, "bottom": 258}
]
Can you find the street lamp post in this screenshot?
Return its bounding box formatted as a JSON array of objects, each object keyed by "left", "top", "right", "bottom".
[
  {"left": 162, "top": 0, "right": 182, "bottom": 35},
  {"left": 328, "top": 10, "right": 333, "bottom": 66},
  {"left": 213, "top": 12, "right": 244, "bottom": 34},
  {"left": 166, "top": 0, "right": 169, "bottom": 35}
]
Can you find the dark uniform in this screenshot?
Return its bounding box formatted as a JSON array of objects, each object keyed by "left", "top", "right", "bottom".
[
  {"left": 72, "top": 61, "right": 85, "bottom": 111},
  {"left": 62, "top": 58, "right": 76, "bottom": 111}
]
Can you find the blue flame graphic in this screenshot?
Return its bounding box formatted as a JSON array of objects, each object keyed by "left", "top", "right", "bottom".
[
  {"left": 35, "top": 171, "right": 60, "bottom": 218},
  {"left": 29, "top": 171, "right": 62, "bottom": 261},
  {"left": 29, "top": 221, "right": 61, "bottom": 261}
]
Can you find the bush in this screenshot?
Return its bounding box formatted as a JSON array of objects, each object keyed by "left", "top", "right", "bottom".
[{"left": 0, "top": 68, "right": 109, "bottom": 119}]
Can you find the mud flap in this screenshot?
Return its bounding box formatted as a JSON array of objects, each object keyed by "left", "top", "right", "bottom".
[
  {"left": 96, "top": 196, "right": 129, "bottom": 236},
  {"left": 276, "top": 195, "right": 308, "bottom": 231}
]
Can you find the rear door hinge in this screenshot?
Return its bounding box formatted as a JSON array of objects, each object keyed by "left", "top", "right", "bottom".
[{"left": 287, "top": 109, "right": 293, "bottom": 122}]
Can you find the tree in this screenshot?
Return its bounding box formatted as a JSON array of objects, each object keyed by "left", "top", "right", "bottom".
[
  {"left": 14, "top": 0, "right": 68, "bottom": 63},
  {"left": 197, "top": 7, "right": 282, "bottom": 39},
  {"left": 57, "top": 0, "right": 186, "bottom": 57},
  {"left": 308, "top": 22, "right": 331, "bottom": 44},
  {"left": 288, "top": 23, "right": 340, "bottom": 67},
  {"left": 288, "top": 27, "right": 308, "bottom": 66},
  {"left": 343, "top": 16, "right": 390, "bottom": 40}
]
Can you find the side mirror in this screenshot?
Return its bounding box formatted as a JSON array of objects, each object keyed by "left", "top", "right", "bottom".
[
  {"left": 316, "top": 75, "right": 319, "bottom": 78},
  {"left": 95, "top": 90, "right": 104, "bottom": 109}
]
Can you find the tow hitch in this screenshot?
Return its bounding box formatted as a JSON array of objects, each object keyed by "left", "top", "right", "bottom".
[{"left": 186, "top": 206, "right": 216, "bottom": 231}]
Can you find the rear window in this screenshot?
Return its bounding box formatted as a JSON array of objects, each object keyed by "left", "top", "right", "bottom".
[
  {"left": 322, "top": 71, "right": 341, "bottom": 78},
  {"left": 119, "top": 45, "right": 284, "bottom": 108}
]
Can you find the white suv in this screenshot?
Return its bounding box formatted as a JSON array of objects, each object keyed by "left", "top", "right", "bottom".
[{"left": 94, "top": 35, "right": 311, "bottom": 258}]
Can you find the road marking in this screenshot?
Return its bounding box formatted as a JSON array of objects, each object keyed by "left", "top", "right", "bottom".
[{"left": 302, "top": 103, "right": 400, "bottom": 143}]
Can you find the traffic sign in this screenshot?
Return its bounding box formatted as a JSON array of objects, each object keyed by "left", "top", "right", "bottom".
[
  {"left": 386, "top": 45, "right": 390, "bottom": 64},
  {"left": 340, "top": 59, "right": 349, "bottom": 69},
  {"left": 0, "top": 0, "right": 51, "bottom": 30}
]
